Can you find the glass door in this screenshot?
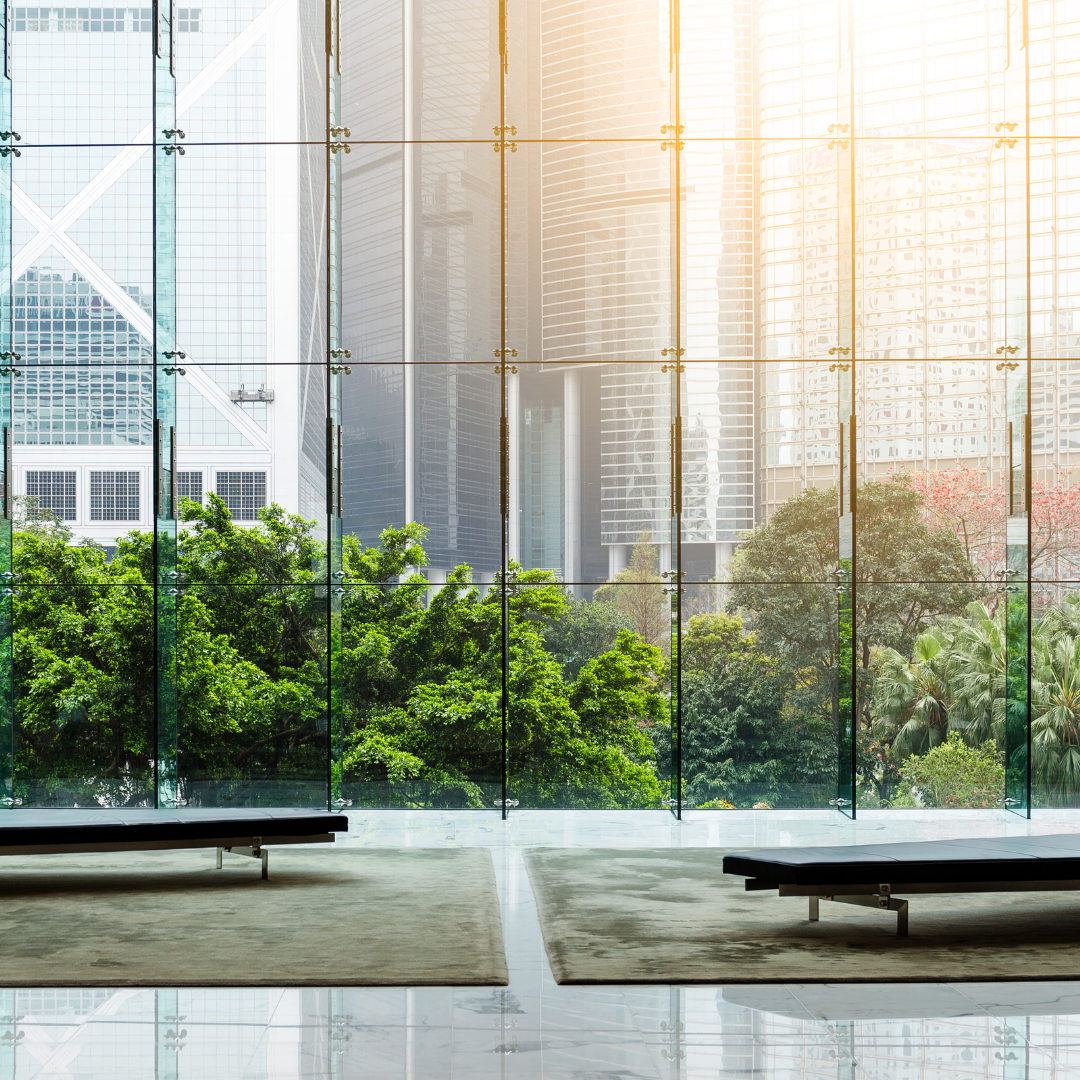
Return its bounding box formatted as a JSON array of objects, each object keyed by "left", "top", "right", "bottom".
[
  {"left": 0, "top": 1, "right": 11, "bottom": 809},
  {"left": 834, "top": 0, "right": 856, "bottom": 817},
  {"left": 328, "top": 0, "right": 344, "bottom": 811},
  {"left": 1000, "top": 0, "right": 1031, "bottom": 816},
  {"left": 153, "top": 0, "right": 178, "bottom": 808},
  {"left": 667, "top": 34, "right": 684, "bottom": 817}
]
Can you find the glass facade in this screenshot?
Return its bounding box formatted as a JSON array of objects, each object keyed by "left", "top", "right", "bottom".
[{"left": 1, "top": 0, "right": 1079, "bottom": 815}]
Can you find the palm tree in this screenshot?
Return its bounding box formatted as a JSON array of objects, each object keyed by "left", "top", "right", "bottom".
[
  {"left": 1031, "top": 612, "right": 1080, "bottom": 803},
  {"left": 943, "top": 601, "right": 1007, "bottom": 748},
  {"left": 872, "top": 627, "right": 954, "bottom": 757}
]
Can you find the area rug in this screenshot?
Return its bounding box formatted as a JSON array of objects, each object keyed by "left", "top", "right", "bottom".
[
  {"left": 524, "top": 847, "right": 1080, "bottom": 984},
  {"left": 0, "top": 846, "right": 507, "bottom": 986}
]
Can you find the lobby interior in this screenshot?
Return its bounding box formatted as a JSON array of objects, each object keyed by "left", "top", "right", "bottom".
[{"left": 4, "top": 0, "right": 1080, "bottom": 1076}]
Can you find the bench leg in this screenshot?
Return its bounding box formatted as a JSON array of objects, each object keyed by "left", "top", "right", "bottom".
[
  {"left": 261, "top": 849, "right": 268, "bottom": 880},
  {"left": 895, "top": 898, "right": 908, "bottom": 937},
  {"left": 215, "top": 843, "right": 268, "bottom": 879},
  {"left": 809, "top": 896, "right": 819, "bottom": 922},
  {"left": 817, "top": 894, "right": 910, "bottom": 936}
]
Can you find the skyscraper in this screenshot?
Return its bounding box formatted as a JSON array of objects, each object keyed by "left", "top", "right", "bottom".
[
  {"left": 341, "top": 0, "right": 760, "bottom": 586},
  {"left": 11, "top": 1, "right": 326, "bottom": 545}
]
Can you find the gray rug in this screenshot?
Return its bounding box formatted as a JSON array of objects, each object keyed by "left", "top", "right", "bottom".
[
  {"left": 0, "top": 846, "right": 507, "bottom": 986},
  {"left": 525, "top": 847, "right": 1080, "bottom": 984}
]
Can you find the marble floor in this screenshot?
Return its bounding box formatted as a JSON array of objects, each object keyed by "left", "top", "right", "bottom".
[{"left": 7, "top": 807, "right": 1080, "bottom": 1079}]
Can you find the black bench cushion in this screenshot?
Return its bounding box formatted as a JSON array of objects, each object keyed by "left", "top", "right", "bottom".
[
  {"left": 723, "top": 833, "right": 1080, "bottom": 887},
  {"left": 0, "top": 808, "right": 349, "bottom": 848}
]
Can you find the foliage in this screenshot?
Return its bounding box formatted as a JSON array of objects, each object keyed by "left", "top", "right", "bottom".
[
  {"left": 28, "top": 467, "right": 1080, "bottom": 811},
  {"left": 909, "top": 465, "right": 1080, "bottom": 580},
  {"left": 726, "top": 477, "right": 981, "bottom": 735},
  {"left": 677, "top": 613, "right": 834, "bottom": 808},
  {"left": 11, "top": 503, "right": 669, "bottom": 808},
  {"left": 338, "top": 532, "right": 668, "bottom": 807},
  {"left": 541, "top": 597, "right": 635, "bottom": 681},
  {"left": 13, "top": 529, "right": 155, "bottom": 805},
  {"left": 895, "top": 732, "right": 1004, "bottom": 809}
]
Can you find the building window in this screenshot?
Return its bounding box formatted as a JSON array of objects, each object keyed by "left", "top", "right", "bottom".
[
  {"left": 90, "top": 471, "right": 140, "bottom": 521},
  {"left": 177, "top": 470, "right": 203, "bottom": 505},
  {"left": 25, "top": 471, "right": 77, "bottom": 520},
  {"left": 216, "top": 471, "right": 265, "bottom": 521},
  {"left": 12, "top": 7, "right": 192, "bottom": 32}
]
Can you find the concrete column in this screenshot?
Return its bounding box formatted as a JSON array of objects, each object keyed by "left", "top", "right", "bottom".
[
  {"left": 563, "top": 369, "right": 581, "bottom": 592},
  {"left": 608, "top": 543, "right": 629, "bottom": 580},
  {"left": 714, "top": 541, "right": 737, "bottom": 581},
  {"left": 658, "top": 542, "right": 672, "bottom": 577}
]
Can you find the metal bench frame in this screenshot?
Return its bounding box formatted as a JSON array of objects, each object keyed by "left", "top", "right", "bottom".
[
  {"left": 0, "top": 832, "right": 337, "bottom": 881},
  {"left": 745, "top": 877, "right": 1080, "bottom": 936}
]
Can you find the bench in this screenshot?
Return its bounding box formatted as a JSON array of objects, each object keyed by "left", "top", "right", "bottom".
[
  {"left": 0, "top": 808, "right": 349, "bottom": 880},
  {"left": 723, "top": 834, "right": 1080, "bottom": 936}
]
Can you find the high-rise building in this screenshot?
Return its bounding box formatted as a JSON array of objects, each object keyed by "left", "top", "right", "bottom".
[
  {"left": 11, "top": 1, "right": 326, "bottom": 546},
  {"left": 755, "top": 0, "right": 1080, "bottom": 521},
  {"left": 341, "top": 0, "right": 760, "bottom": 586},
  {"left": 339, "top": 0, "right": 502, "bottom": 578}
]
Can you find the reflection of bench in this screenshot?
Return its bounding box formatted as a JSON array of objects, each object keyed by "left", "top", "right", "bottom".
[
  {"left": 724, "top": 835, "right": 1080, "bottom": 936},
  {"left": 0, "top": 808, "right": 349, "bottom": 880}
]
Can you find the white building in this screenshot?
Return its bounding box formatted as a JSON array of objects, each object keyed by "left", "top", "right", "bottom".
[{"left": 10, "top": 1, "right": 325, "bottom": 546}]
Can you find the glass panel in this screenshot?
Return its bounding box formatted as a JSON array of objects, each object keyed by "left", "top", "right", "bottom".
[
  {"left": 0, "top": 0, "right": 13, "bottom": 809},
  {"left": 1031, "top": 580, "right": 1080, "bottom": 809},
  {"left": 340, "top": 363, "right": 501, "bottom": 583},
  {"left": 12, "top": 0, "right": 152, "bottom": 144},
  {"left": 10, "top": 152, "right": 154, "bottom": 804},
  {"left": 154, "top": 0, "right": 178, "bottom": 808},
  {"left": 857, "top": 583, "right": 1005, "bottom": 810},
  {"left": 340, "top": 0, "right": 501, "bottom": 142},
  {"left": 13, "top": 585, "right": 154, "bottom": 807},
  {"left": 852, "top": 1, "right": 1001, "bottom": 139},
  {"left": 506, "top": 581, "right": 669, "bottom": 809},
  {"left": 504, "top": 0, "right": 670, "bottom": 142},
  {"left": 855, "top": 361, "right": 1004, "bottom": 584},
  {"left": 176, "top": 145, "right": 330, "bottom": 588},
  {"left": 174, "top": 362, "right": 329, "bottom": 806},
  {"left": 176, "top": 585, "right": 327, "bottom": 807},
  {"left": 340, "top": 579, "right": 503, "bottom": 810},
  {"left": 999, "top": 0, "right": 1031, "bottom": 815},
  {"left": 175, "top": 1, "right": 321, "bottom": 146},
  {"left": 682, "top": 584, "right": 838, "bottom": 810}
]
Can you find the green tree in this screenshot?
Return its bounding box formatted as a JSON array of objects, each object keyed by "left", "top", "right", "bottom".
[
  {"left": 337, "top": 528, "right": 668, "bottom": 807},
  {"left": 14, "top": 528, "right": 155, "bottom": 805},
  {"left": 676, "top": 613, "right": 834, "bottom": 808},
  {"left": 872, "top": 627, "right": 954, "bottom": 758},
  {"left": 542, "top": 596, "right": 634, "bottom": 680},
  {"left": 727, "top": 477, "right": 981, "bottom": 732}
]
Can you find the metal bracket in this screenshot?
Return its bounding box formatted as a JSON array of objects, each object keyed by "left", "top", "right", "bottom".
[{"left": 216, "top": 838, "right": 268, "bottom": 880}]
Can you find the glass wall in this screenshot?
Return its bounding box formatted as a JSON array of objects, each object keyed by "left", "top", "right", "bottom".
[{"left": 2, "top": 0, "right": 1079, "bottom": 815}]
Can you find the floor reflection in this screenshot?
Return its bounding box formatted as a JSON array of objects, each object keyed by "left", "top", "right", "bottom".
[{"left": 4, "top": 983, "right": 1080, "bottom": 1078}]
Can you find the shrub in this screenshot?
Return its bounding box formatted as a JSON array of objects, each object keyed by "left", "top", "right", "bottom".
[{"left": 898, "top": 732, "right": 1004, "bottom": 808}]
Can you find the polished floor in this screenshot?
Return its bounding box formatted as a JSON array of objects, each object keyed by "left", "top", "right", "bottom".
[{"left": 6, "top": 807, "right": 1080, "bottom": 1078}]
